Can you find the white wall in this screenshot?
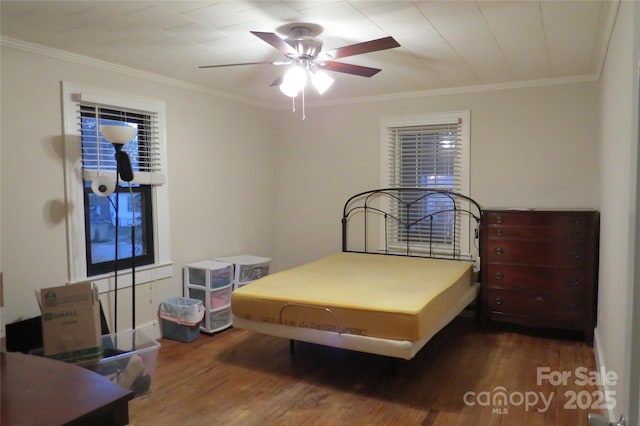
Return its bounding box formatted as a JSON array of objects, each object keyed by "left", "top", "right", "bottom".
[
  {"left": 597, "top": 0, "right": 639, "bottom": 421},
  {"left": 273, "top": 83, "right": 600, "bottom": 269},
  {"left": 0, "top": 45, "right": 277, "bottom": 333}
]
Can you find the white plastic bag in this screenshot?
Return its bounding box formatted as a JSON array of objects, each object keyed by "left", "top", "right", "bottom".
[{"left": 159, "top": 297, "right": 204, "bottom": 326}]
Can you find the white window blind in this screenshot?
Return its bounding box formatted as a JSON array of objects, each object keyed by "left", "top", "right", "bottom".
[
  {"left": 382, "top": 111, "right": 470, "bottom": 256},
  {"left": 78, "top": 102, "right": 166, "bottom": 186},
  {"left": 387, "top": 121, "right": 462, "bottom": 190}
]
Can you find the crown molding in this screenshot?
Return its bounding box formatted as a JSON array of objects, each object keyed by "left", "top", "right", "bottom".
[
  {"left": 301, "top": 74, "right": 600, "bottom": 109},
  {"left": 0, "top": 36, "right": 274, "bottom": 110}
]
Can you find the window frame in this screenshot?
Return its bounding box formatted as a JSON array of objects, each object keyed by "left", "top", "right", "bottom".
[
  {"left": 379, "top": 110, "right": 472, "bottom": 257},
  {"left": 83, "top": 184, "right": 155, "bottom": 276},
  {"left": 62, "top": 81, "right": 172, "bottom": 293}
]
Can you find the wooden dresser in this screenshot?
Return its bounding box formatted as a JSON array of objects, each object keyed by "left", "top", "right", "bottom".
[{"left": 481, "top": 209, "right": 599, "bottom": 343}]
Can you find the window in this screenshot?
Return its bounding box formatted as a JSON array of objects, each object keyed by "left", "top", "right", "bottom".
[
  {"left": 380, "top": 111, "right": 471, "bottom": 256},
  {"left": 62, "top": 82, "right": 172, "bottom": 291},
  {"left": 83, "top": 184, "right": 154, "bottom": 275},
  {"left": 80, "top": 105, "right": 159, "bottom": 276}
]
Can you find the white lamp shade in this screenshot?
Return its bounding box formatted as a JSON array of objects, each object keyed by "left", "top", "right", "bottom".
[
  {"left": 310, "top": 70, "right": 334, "bottom": 95},
  {"left": 99, "top": 124, "right": 136, "bottom": 145}
]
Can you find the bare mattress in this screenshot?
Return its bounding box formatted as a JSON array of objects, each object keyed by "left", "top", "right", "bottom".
[{"left": 231, "top": 252, "right": 475, "bottom": 342}]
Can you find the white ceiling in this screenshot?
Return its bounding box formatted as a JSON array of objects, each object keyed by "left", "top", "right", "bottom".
[{"left": 0, "top": 1, "right": 619, "bottom": 109}]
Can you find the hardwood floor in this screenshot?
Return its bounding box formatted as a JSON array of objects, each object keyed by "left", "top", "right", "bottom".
[{"left": 129, "top": 318, "right": 599, "bottom": 425}]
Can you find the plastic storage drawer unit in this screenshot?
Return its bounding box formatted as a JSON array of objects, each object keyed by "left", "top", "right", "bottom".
[
  {"left": 183, "top": 260, "right": 233, "bottom": 333},
  {"left": 214, "top": 255, "right": 271, "bottom": 290}
]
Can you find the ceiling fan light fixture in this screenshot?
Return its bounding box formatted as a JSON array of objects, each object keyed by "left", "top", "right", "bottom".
[
  {"left": 310, "top": 70, "right": 334, "bottom": 94},
  {"left": 279, "top": 80, "right": 299, "bottom": 97},
  {"left": 280, "top": 65, "right": 307, "bottom": 97},
  {"left": 200, "top": 27, "right": 401, "bottom": 113}
]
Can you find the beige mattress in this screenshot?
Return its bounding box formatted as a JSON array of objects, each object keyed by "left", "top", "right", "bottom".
[{"left": 231, "top": 252, "right": 474, "bottom": 341}]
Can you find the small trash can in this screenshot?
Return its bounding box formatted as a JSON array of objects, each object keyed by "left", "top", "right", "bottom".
[{"left": 159, "top": 297, "right": 204, "bottom": 343}]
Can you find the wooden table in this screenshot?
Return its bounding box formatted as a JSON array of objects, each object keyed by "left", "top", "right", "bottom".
[{"left": 1, "top": 352, "right": 134, "bottom": 426}]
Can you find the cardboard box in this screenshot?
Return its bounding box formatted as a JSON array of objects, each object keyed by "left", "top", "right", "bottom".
[{"left": 40, "top": 282, "right": 102, "bottom": 365}]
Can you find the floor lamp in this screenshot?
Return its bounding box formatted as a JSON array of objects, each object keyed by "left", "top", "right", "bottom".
[{"left": 99, "top": 124, "right": 136, "bottom": 341}]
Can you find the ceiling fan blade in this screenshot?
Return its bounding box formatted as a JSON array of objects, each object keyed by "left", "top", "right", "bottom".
[
  {"left": 250, "top": 31, "right": 298, "bottom": 56},
  {"left": 270, "top": 75, "right": 284, "bottom": 87},
  {"left": 319, "top": 61, "right": 382, "bottom": 77},
  {"left": 199, "top": 60, "right": 291, "bottom": 69},
  {"left": 323, "top": 36, "right": 400, "bottom": 60},
  {"left": 199, "top": 61, "right": 277, "bottom": 69}
]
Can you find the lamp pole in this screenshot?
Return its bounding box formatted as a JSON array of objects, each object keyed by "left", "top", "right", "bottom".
[
  {"left": 99, "top": 124, "right": 136, "bottom": 340},
  {"left": 114, "top": 142, "right": 136, "bottom": 337},
  {"left": 114, "top": 157, "right": 119, "bottom": 335}
]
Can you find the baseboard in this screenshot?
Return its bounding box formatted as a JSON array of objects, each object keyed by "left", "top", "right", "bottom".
[{"left": 593, "top": 327, "right": 617, "bottom": 422}]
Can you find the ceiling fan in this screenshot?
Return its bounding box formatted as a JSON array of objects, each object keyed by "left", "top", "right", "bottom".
[{"left": 199, "top": 24, "right": 401, "bottom": 96}]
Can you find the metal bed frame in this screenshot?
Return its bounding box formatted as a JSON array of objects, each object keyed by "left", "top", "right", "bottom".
[{"left": 341, "top": 187, "right": 483, "bottom": 260}]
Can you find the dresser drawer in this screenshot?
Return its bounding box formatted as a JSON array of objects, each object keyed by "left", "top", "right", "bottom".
[
  {"left": 485, "top": 226, "right": 587, "bottom": 241},
  {"left": 485, "top": 240, "right": 587, "bottom": 267},
  {"left": 484, "top": 211, "right": 591, "bottom": 228},
  {"left": 484, "top": 264, "right": 587, "bottom": 291},
  {"left": 485, "top": 288, "right": 584, "bottom": 320}
]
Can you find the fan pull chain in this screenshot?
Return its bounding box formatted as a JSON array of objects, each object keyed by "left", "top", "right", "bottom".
[{"left": 302, "top": 86, "right": 306, "bottom": 120}]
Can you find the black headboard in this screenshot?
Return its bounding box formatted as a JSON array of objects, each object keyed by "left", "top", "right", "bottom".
[{"left": 341, "top": 188, "right": 483, "bottom": 261}]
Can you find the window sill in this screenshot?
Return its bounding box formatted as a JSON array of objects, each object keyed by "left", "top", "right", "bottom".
[{"left": 69, "top": 261, "right": 173, "bottom": 294}]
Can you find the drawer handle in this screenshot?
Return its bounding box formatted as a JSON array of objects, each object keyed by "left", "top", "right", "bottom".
[
  {"left": 495, "top": 272, "right": 504, "bottom": 280},
  {"left": 496, "top": 216, "right": 503, "bottom": 224},
  {"left": 568, "top": 251, "right": 581, "bottom": 259},
  {"left": 535, "top": 296, "right": 544, "bottom": 302},
  {"left": 571, "top": 219, "right": 581, "bottom": 225},
  {"left": 567, "top": 278, "right": 580, "bottom": 286},
  {"left": 569, "top": 232, "right": 581, "bottom": 239},
  {"left": 495, "top": 229, "right": 504, "bottom": 236},
  {"left": 495, "top": 297, "right": 504, "bottom": 305},
  {"left": 495, "top": 247, "right": 504, "bottom": 255}
]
